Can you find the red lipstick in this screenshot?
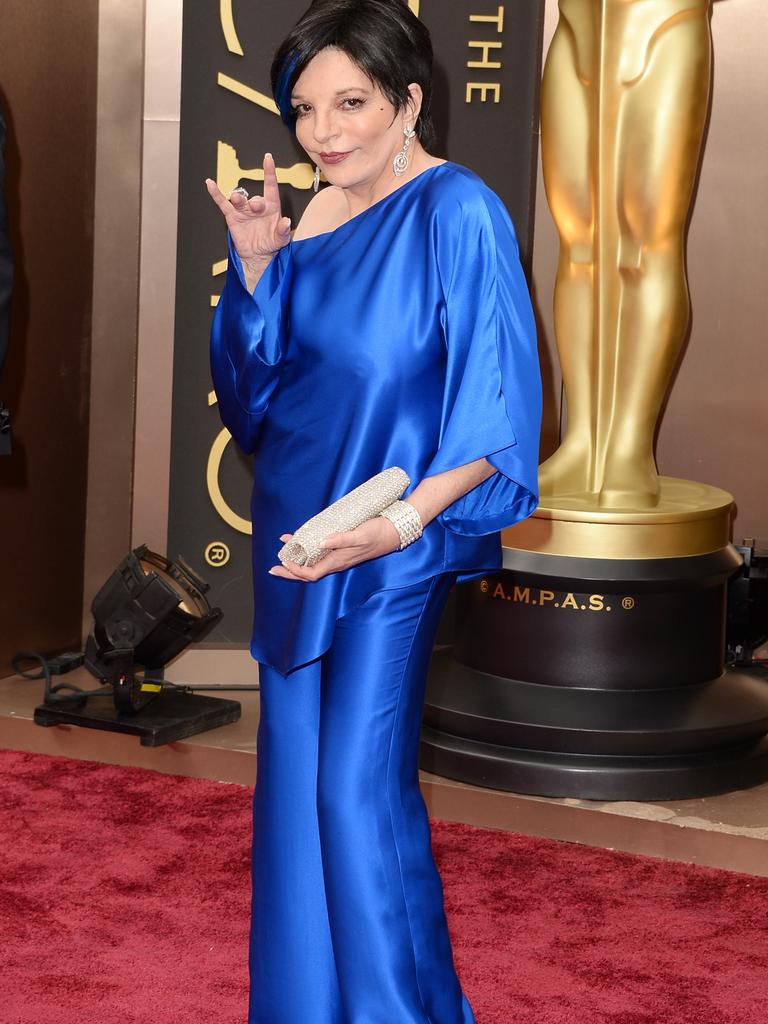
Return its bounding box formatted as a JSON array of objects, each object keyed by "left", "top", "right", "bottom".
[{"left": 319, "top": 151, "right": 352, "bottom": 164}]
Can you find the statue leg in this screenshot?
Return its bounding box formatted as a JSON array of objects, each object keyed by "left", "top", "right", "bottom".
[
  {"left": 598, "top": 5, "right": 712, "bottom": 508},
  {"left": 537, "top": 10, "right": 598, "bottom": 498}
]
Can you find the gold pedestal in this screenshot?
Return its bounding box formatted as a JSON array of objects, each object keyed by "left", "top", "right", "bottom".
[
  {"left": 420, "top": 479, "right": 768, "bottom": 800},
  {"left": 502, "top": 477, "right": 734, "bottom": 561}
]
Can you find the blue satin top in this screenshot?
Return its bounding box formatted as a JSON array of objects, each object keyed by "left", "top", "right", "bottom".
[{"left": 210, "top": 161, "right": 542, "bottom": 675}]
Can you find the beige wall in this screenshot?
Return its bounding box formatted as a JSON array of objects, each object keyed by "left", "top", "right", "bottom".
[
  {"left": 656, "top": 0, "right": 768, "bottom": 542},
  {"left": 81, "top": 0, "right": 144, "bottom": 641},
  {"left": 532, "top": 0, "right": 768, "bottom": 541},
  {"left": 131, "top": 0, "right": 183, "bottom": 561}
]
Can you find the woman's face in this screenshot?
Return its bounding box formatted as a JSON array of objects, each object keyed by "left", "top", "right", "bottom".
[{"left": 290, "top": 47, "right": 420, "bottom": 189}]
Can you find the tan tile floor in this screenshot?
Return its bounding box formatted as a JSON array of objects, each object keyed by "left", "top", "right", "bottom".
[{"left": 2, "top": 657, "right": 767, "bottom": 877}]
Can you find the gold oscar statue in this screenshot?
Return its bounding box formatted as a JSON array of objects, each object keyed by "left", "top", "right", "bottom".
[
  {"left": 422, "top": 0, "right": 768, "bottom": 802},
  {"left": 505, "top": 0, "right": 733, "bottom": 559}
]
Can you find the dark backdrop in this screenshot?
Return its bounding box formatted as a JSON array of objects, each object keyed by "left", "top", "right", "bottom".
[{"left": 168, "top": 0, "right": 544, "bottom": 644}]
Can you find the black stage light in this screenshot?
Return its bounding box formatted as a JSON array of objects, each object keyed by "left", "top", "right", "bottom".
[
  {"left": 726, "top": 539, "right": 768, "bottom": 668},
  {"left": 21, "top": 545, "right": 244, "bottom": 746},
  {"left": 84, "top": 545, "right": 223, "bottom": 713}
]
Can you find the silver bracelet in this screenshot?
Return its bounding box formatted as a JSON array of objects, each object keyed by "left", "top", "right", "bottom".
[{"left": 379, "top": 500, "right": 424, "bottom": 550}]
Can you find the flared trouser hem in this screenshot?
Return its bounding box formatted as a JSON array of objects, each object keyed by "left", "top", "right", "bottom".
[{"left": 248, "top": 572, "right": 476, "bottom": 1024}]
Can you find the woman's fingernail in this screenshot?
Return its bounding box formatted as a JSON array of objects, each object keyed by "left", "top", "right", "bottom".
[{"left": 268, "top": 568, "right": 277, "bottom": 574}]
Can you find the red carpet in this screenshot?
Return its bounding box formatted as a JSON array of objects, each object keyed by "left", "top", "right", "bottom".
[{"left": 1, "top": 748, "right": 766, "bottom": 1024}]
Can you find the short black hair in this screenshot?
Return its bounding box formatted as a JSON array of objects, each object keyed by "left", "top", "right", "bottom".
[{"left": 271, "top": 0, "right": 435, "bottom": 150}]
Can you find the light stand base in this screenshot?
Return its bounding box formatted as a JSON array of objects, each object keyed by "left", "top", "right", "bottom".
[{"left": 34, "top": 689, "right": 241, "bottom": 747}]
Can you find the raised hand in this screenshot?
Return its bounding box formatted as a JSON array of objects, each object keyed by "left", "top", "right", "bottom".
[{"left": 205, "top": 152, "right": 291, "bottom": 274}]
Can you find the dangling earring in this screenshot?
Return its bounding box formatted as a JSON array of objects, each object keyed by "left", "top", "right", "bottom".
[
  {"left": 393, "top": 124, "right": 416, "bottom": 176},
  {"left": 313, "top": 165, "right": 321, "bottom": 193}
]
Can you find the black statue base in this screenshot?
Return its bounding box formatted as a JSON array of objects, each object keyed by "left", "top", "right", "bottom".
[
  {"left": 34, "top": 689, "right": 241, "bottom": 747},
  {"left": 421, "top": 547, "right": 768, "bottom": 800}
]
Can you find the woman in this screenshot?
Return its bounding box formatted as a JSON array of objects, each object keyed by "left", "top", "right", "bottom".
[{"left": 206, "top": 1, "right": 542, "bottom": 1021}]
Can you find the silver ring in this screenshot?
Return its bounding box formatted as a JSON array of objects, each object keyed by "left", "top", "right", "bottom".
[{"left": 230, "top": 186, "right": 250, "bottom": 200}]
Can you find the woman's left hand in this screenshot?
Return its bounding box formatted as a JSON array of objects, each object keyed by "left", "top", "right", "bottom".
[{"left": 268, "top": 517, "right": 403, "bottom": 581}]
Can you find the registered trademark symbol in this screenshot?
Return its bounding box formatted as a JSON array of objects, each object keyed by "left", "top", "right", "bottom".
[
  {"left": 205, "top": 541, "right": 231, "bottom": 567},
  {"left": 621, "top": 596, "right": 635, "bottom": 610}
]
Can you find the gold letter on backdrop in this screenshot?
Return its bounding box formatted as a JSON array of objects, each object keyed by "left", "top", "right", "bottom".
[{"left": 219, "top": 0, "right": 244, "bottom": 55}]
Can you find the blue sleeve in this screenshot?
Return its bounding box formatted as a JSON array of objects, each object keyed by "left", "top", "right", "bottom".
[
  {"left": 422, "top": 188, "right": 542, "bottom": 536},
  {"left": 209, "top": 233, "right": 293, "bottom": 454}
]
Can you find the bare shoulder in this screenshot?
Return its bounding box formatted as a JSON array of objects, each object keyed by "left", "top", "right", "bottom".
[{"left": 292, "top": 186, "right": 349, "bottom": 241}]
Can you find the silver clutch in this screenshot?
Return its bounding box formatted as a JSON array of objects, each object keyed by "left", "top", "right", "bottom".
[{"left": 277, "top": 466, "right": 410, "bottom": 567}]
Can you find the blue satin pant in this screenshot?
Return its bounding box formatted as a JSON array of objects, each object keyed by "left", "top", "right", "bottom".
[{"left": 250, "top": 572, "right": 476, "bottom": 1023}]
